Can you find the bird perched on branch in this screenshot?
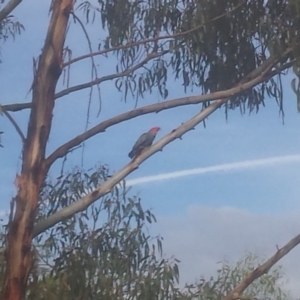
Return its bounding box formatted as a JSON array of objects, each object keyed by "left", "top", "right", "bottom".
[{"left": 128, "top": 127, "right": 160, "bottom": 159}]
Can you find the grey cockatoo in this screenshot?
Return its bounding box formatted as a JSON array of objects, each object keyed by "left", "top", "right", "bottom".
[{"left": 128, "top": 127, "right": 160, "bottom": 159}]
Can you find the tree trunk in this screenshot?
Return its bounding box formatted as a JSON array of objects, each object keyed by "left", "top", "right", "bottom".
[{"left": 2, "top": 1, "right": 73, "bottom": 299}]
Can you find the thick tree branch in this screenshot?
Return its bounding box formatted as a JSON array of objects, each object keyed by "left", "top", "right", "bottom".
[
  {"left": 0, "top": 0, "right": 22, "bottom": 22},
  {"left": 223, "top": 232, "right": 300, "bottom": 300},
  {"left": 45, "top": 54, "right": 284, "bottom": 169},
  {"left": 55, "top": 50, "right": 168, "bottom": 99},
  {"left": 34, "top": 59, "right": 276, "bottom": 236},
  {"left": 2, "top": 0, "right": 73, "bottom": 299}
]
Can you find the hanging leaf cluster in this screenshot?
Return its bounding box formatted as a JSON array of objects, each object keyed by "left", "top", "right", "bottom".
[{"left": 77, "top": 0, "right": 300, "bottom": 114}]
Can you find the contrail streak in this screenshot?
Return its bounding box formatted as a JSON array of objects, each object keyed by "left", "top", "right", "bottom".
[{"left": 126, "top": 154, "right": 300, "bottom": 186}]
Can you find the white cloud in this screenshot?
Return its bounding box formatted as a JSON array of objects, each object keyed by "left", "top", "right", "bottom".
[
  {"left": 127, "top": 154, "right": 300, "bottom": 186},
  {"left": 154, "top": 206, "right": 300, "bottom": 298}
]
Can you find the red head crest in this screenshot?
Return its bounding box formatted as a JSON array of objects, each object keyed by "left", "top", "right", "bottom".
[{"left": 149, "top": 126, "right": 160, "bottom": 134}]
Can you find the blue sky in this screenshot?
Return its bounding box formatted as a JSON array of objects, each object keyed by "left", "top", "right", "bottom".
[{"left": 1, "top": 1, "right": 300, "bottom": 297}]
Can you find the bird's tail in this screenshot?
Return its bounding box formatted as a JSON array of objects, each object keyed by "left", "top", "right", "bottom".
[{"left": 128, "top": 150, "right": 135, "bottom": 159}]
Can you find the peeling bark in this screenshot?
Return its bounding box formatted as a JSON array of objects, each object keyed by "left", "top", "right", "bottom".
[{"left": 2, "top": 1, "right": 73, "bottom": 299}]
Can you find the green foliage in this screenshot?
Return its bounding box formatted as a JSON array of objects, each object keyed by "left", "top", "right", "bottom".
[
  {"left": 78, "top": 0, "right": 300, "bottom": 114},
  {"left": 28, "top": 167, "right": 180, "bottom": 300},
  {"left": 0, "top": 15, "right": 24, "bottom": 42},
  {"left": 178, "top": 253, "right": 290, "bottom": 300},
  {"left": 291, "top": 60, "right": 300, "bottom": 112},
  {"left": 0, "top": 2, "right": 24, "bottom": 63},
  {"left": 0, "top": 168, "right": 291, "bottom": 300}
]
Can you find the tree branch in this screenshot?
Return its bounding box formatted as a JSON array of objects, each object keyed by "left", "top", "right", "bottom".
[
  {"left": 223, "top": 232, "right": 300, "bottom": 300},
  {"left": 54, "top": 50, "right": 168, "bottom": 99},
  {"left": 34, "top": 99, "right": 224, "bottom": 236},
  {"left": 2, "top": 0, "right": 73, "bottom": 298},
  {"left": 3, "top": 110, "right": 25, "bottom": 143},
  {"left": 45, "top": 54, "right": 284, "bottom": 168},
  {"left": 34, "top": 58, "right": 276, "bottom": 236},
  {"left": 0, "top": 0, "right": 22, "bottom": 22},
  {"left": 1, "top": 102, "right": 31, "bottom": 112}
]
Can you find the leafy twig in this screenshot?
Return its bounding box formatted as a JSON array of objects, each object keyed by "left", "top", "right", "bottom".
[
  {"left": 0, "top": 0, "right": 22, "bottom": 22},
  {"left": 63, "top": 2, "right": 244, "bottom": 67},
  {"left": 55, "top": 50, "right": 168, "bottom": 99}
]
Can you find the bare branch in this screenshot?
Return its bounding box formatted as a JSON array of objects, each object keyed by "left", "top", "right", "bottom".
[
  {"left": 1, "top": 102, "right": 31, "bottom": 112},
  {"left": 0, "top": 0, "right": 22, "bottom": 22},
  {"left": 3, "top": 110, "right": 25, "bottom": 143},
  {"left": 63, "top": 2, "right": 244, "bottom": 67},
  {"left": 55, "top": 50, "right": 168, "bottom": 99},
  {"left": 34, "top": 58, "right": 276, "bottom": 236},
  {"left": 223, "top": 232, "right": 300, "bottom": 300},
  {"left": 45, "top": 54, "right": 284, "bottom": 168}
]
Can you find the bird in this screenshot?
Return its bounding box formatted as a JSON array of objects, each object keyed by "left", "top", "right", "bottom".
[{"left": 128, "top": 127, "right": 161, "bottom": 159}]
